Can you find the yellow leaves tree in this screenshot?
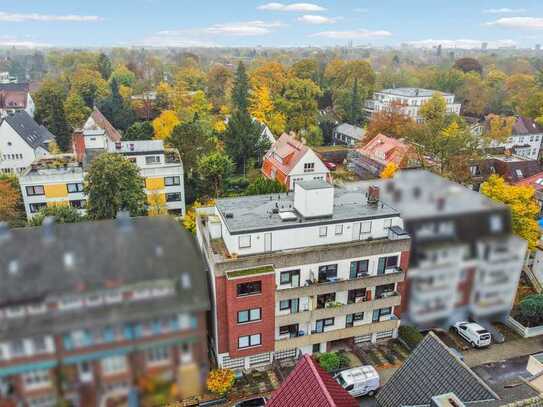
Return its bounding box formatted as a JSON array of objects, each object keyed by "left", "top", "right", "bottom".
[
  {"left": 206, "top": 368, "right": 235, "bottom": 396},
  {"left": 147, "top": 192, "right": 168, "bottom": 216},
  {"left": 64, "top": 91, "right": 91, "bottom": 129},
  {"left": 481, "top": 175, "right": 541, "bottom": 250},
  {"left": 250, "top": 85, "right": 286, "bottom": 135},
  {"left": 249, "top": 61, "right": 287, "bottom": 97},
  {"left": 484, "top": 114, "right": 515, "bottom": 144},
  {"left": 152, "top": 110, "right": 180, "bottom": 140},
  {"left": 0, "top": 177, "right": 21, "bottom": 223},
  {"left": 178, "top": 90, "right": 212, "bottom": 123},
  {"left": 183, "top": 199, "right": 215, "bottom": 233},
  {"left": 380, "top": 163, "right": 398, "bottom": 179}
]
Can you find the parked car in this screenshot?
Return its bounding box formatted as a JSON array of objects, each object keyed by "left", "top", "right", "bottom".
[
  {"left": 334, "top": 366, "right": 380, "bottom": 397},
  {"left": 324, "top": 161, "right": 337, "bottom": 171},
  {"left": 234, "top": 396, "right": 267, "bottom": 406},
  {"left": 453, "top": 321, "right": 492, "bottom": 348}
]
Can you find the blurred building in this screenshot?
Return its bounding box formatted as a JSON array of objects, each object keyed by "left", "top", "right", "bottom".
[
  {"left": 0, "top": 111, "right": 55, "bottom": 175},
  {"left": 364, "top": 88, "right": 461, "bottom": 123},
  {"left": 262, "top": 133, "right": 331, "bottom": 190},
  {"left": 348, "top": 133, "right": 421, "bottom": 178},
  {"left": 18, "top": 108, "right": 185, "bottom": 219},
  {"left": 469, "top": 154, "right": 542, "bottom": 191},
  {"left": 0, "top": 82, "right": 35, "bottom": 119},
  {"left": 363, "top": 170, "right": 527, "bottom": 328},
  {"left": 0, "top": 216, "right": 209, "bottom": 407},
  {"left": 196, "top": 180, "right": 410, "bottom": 370}
]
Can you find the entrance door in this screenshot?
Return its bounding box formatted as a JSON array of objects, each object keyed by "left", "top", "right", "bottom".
[
  {"left": 78, "top": 361, "right": 93, "bottom": 383},
  {"left": 352, "top": 222, "right": 361, "bottom": 240},
  {"left": 264, "top": 233, "right": 272, "bottom": 253}
]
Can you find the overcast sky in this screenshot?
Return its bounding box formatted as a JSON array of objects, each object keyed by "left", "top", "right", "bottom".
[{"left": 0, "top": 0, "right": 542, "bottom": 49}]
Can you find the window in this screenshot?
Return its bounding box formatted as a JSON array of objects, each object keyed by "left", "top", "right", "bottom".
[
  {"left": 238, "top": 235, "right": 251, "bottom": 249},
  {"left": 372, "top": 307, "right": 392, "bottom": 322},
  {"left": 317, "top": 293, "right": 336, "bottom": 309},
  {"left": 10, "top": 340, "right": 25, "bottom": 357},
  {"left": 279, "top": 298, "right": 299, "bottom": 313},
  {"left": 146, "top": 347, "right": 170, "bottom": 365},
  {"left": 33, "top": 337, "right": 48, "bottom": 354},
  {"left": 237, "top": 308, "right": 261, "bottom": 323},
  {"left": 490, "top": 215, "right": 503, "bottom": 233},
  {"left": 335, "top": 224, "right": 343, "bottom": 235},
  {"left": 279, "top": 324, "right": 299, "bottom": 337},
  {"left": 22, "top": 369, "right": 50, "bottom": 389},
  {"left": 319, "top": 226, "right": 328, "bottom": 237},
  {"left": 280, "top": 270, "right": 300, "bottom": 285},
  {"left": 166, "top": 192, "right": 182, "bottom": 202},
  {"left": 164, "top": 176, "right": 180, "bottom": 186},
  {"left": 318, "top": 264, "right": 338, "bottom": 283},
  {"left": 515, "top": 169, "right": 523, "bottom": 179},
  {"left": 237, "top": 281, "right": 262, "bottom": 297},
  {"left": 69, "top": 200, "right": 86, "bottom": 209},
  {"left": 304, "top": 162, "right": 315, "bottom": 173},
  {"left": 145, "top": 155, "right": 161, "bottom": 165},
  {"left": 238, "top": 333, "right": 261, "bottom": 349},
  {"left": 346, "top": 312, "right": 364, "bottom": 327},
  {"left": 350, "top": 260, "right": 369, "bottom": 279},
  {"left": 377, "top": 256, "right": 398, "bottom": 275},
  {"left": 29, "top": 203, "right": 47, "bottom": 214},
  {"left": 101, "top": 355, "right": 127, "bottom": 375},
  {"left": 348, "top": 288, "right": 366, "bottom": 304},
  {"left": 67, "top": 183, "right": 84, "bottom": 193},
  {"left": 26, "top": 185, "right": 44, "bottom": 196},
  {"left": 361, "top": 221, "right": 372, "bottom": 233},
  {"left": 383, "top": 219, "right": 392, "bottom": 229}
]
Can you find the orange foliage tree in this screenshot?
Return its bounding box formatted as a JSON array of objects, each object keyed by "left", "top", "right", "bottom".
[{"left": 206, "top": 368, "right": 235, "bottom": 396}]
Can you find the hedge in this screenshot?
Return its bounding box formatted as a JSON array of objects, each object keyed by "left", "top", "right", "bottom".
[{"left": 398, "top": 325, "right": 424, "bottom": 349}]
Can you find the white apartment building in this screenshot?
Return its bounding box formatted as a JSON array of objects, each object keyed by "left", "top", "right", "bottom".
[
  {"left": 196, "top": 180, "right": 411, "bottom": 370},
  {"left": 365, "top": 88, "right": 461, "bottom": 123},
  {"left": 18, "top": 139, "right": 185, "bottom": 219},
  {"left": 0, "top": 111, "right": 53, "bottom": 175}
]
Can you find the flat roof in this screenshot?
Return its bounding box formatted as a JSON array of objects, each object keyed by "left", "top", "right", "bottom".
[
  {"left": 377, "top": 88, "right": 454, "bottom": 98},
  {"left": 349, "top": 170, "right": 506, "bottom": 221},
  {"left": 297, "top": 180, "right": 333, "bottom": 190},
  {"left": 216, "top": 184, "right": 400, "bottom": 234}
]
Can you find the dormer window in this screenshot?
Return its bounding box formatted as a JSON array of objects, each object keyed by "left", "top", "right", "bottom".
[{"left": 304, "top": 162, "right": 315, "bottom": 173}]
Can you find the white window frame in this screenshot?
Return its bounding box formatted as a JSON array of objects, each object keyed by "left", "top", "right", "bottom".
[
  {"left": 101, "top": 355, "right": 127, "bottom": 375},
  {"left": 319, "top": 226, "right": 328, "bottom": 237},
  {"left": 361, "top": 221, "right": 372, "bottom": 234},
  {"left": 22, "top": 369, "right": 50, "bottom": 390},
  {"left": 238, "top": 333, "right": 262, "bottom": 349},
  {"left": 238, "top": 235, "right": 251, "bottom": 249},
  {"left": 335, "top": 224, "right": 343, "bottom": 235}
]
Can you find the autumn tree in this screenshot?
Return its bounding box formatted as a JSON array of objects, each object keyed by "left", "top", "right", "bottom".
[
  {"left": 366, "top": 102, "right": 418, "bottom": 140},
  {"left": 380, "top": 163, "right": 398, "bottom": 179},
  {"left": 97, "top": 53, "right": 112, "bottom": 80},
  {"left": 110, "top": 64, "right": 136, "bottom": 87},
  {"left": 85, "top": 153, "right": 146, "bottom": 219},
  {"left": 456, "top": 72, "right": 490, "bottom": 117},
  {"left": 505, "top": 74, "right": 537, "bottom": 114},
  {"left": 249, "top": 61, "right": 287, "bottom": 97},
  {"left": 453, "top": 58, "right": 483, "bottom": 74},
  {"left": 70, "top": 67, "right": 109, "bottom": 107},
  {"left": 33, "top": 79, "right": 72, "bottom": 151},
  {"left": 175, "top": 65, "right": 206, "bottom": 92},
  {"left": 419, "top": 92, "right": 448, "bottom": 129},
  {"left": 289, "top": 59, "right": 320, "bottom": 82},
  {"left": 167, "top": 120, "right": 213, "bottom": 175},
  {"left": 276, "top": 77, "right": 321, "bottom": 132},
  {"left": 207, "top": 64, "right": 233, "bottom": 111},
  {"left": 125, "top": 121, "right": 154, "bottom": 141},
  {"left": 152, "top": 110, "right": 180, "bottom": 140},
  {"left": 197, "top": 152, "right": 234, "bottom": 197},
  {"left": 0, "top": 176, "right": 23, "bottom": 225},
  {"left": 64, "top": 92, "right": 91, "bottom": 129},
  {"left": 250, "top": 85, "right": 286, "bottom": 135},
  {"left": 147, "top": 192, "right": 168, "bottom": 216},
  {"left": 483, "top": 114, "right": 515, "bottom": 145},
  {"left": 480, "top": 175, "right": 540, "bottom": 250}
]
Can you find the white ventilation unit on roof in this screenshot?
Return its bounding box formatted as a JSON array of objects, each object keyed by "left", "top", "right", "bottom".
[{"left": 278, "top": 211, "right": 297, "bottom": 221}]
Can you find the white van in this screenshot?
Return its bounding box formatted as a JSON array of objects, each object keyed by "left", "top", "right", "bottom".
[
  {"left": 334, "top": 366, "right": 380, "bottom": 397},
  {"left": 453, "top": 321, "right": 492, "bottom": 348}
]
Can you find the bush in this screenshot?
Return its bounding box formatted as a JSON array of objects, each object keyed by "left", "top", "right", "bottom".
[
  {"left": 519, "top": 294, "right": 543, "bottom": 326},
  {"left": 245, "top": 176, "right": 286, "bottom": 196},
  {"left": 206, "top": 368, "right": 235, "bottom": 396},
  {"left": 398, "top": 325, "right": 423, "bottom": 349},
  {"left": 317, "top": 352, "right": 349, "bottom": 372},
  {"left": 28, "top": 205, "right": 85, "bottom": 227}
]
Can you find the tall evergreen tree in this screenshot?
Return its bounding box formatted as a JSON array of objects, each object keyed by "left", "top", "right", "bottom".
[
  {"left": 348, "top": 78, "right": 362, "bottom": 125},
  {"left": 232, "top": 62, "right": 249, "bottom": 112},
  {"left": 99, "top": 78, "right": 136, "bottom": 131},
  {"left": 97, "top": 53, "right": 113, "bottom": 80}
]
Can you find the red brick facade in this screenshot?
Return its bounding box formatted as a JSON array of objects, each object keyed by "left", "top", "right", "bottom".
[{"left": 216, "top": 273, "right": 276, "bottom": 359}]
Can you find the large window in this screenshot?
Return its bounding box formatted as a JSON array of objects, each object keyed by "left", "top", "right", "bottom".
[
  {"left": 377, "top": 256, "right": 398, "bottom": 275},
  {"left": 237, "top": 281, "right": 261, "bottom": 297},
  {"left": 101, "top": 355, "right": 127, "bottom": 375},
  {"left": 22, "top": 369, "right": 50, "bottom": 390},
  {"left": 347, "top": 288, "right": 366, "bottom": 304},
  {"left": 350, "top": 260, "right": 369, "bottom": 279},
  {"left": 318, "top": 264, "right": 338, "bottom": 283},
  {"left": 145, "top": 155, "right": 161, "bottom": 165},
  {"left": 166, "top": 192, "right": 182, "bottom": 202},
  {"left": 164, "top": 176, "right": 180, "bottom": 186},
  {"left": 237, "top": 308, "right": 261, "bottom": 323},
  {"left": 29, "top": 202, "right": 47, "bottom": 214},
  {"left": 26, "top": 185, "right": 44, "bottom": 196},
  {"left": 372, "top": 307, "right": 392, "bottom": 322},
  {"left": 319, "top": 226, "right": 328, "bottom": 237},
  {"left": 280, "top": 270, "right": 300, "bottom": 286},
  {"left": 146, "top": 347, "right": 170, "bottom": 365},
  {"left": 69, "top": 200, "right": 86, "bottom": 209},
  {"left": 304, "top": 162, "right": 315, "bottom": 173},
  {"left": 279, "top": 298, "right": 299, "bottom": 313},
  {"left": 67, "top": 183, "right": 84, "bottom": 193},
  {"left": 346, "top": 312, "right": 365, "bottom": 328},
  {"left": 238, "top": 334, "right": 261, "bottom": 349},
  {"left": 317, "top": 293, "right": 336, "bottom": 309}
]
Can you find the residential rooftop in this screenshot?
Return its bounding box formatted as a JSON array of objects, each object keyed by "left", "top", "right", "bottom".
[
  {"left": 215, "top": 182, "right": 400, "bottom": 235},
  {"left": 376, "top": 87, "right": 454, "bottom": 98},
  {"left": 22, "top": 154, "right": 82, "bottom": 177},
  {"left": 107, "top": 139, "right": 166, "bottom": 154}
]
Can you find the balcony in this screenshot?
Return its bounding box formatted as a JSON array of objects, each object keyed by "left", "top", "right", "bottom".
[
  {"left": 275, "top": 293, "right": 401, "bottom": 326},
  {"left": 276, "top": 270, "right": 404, "bottom": 302},
  {"left": 274, "top": 319, "right": 399, "bottom": 352}
]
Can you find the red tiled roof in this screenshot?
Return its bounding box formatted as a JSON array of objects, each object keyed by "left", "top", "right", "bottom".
[
  {"left": 267, "top": 354, "right": 358, "bottom": 407},
  {"left": 513, "top": 171, "right": 543, "bottom": 190},
  {"left": 85, "top": 107, "right": 122, "bottom": 142},
  {"left": 358, "top": 133, "right": 413, "bottom": 167},
  {"left": 263, "top": 133, "right": 309, "bottom": 177}
]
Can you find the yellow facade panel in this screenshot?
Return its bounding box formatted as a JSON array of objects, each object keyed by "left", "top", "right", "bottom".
[
  {"left": 44, "top": 184, "right": 68, "bottom": 198},
  {"left": 47, "top": 200, "right": 69, "bottom": 208},
  {"left": 145, "top": 177, "right": 165, "bottom": 191}
]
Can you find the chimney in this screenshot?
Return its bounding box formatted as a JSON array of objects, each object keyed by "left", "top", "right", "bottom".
[
  {"left": 116, "top": 210, "right": 133, "bottom": 232},
  {"left": 367, "top": 185, "right": 380, "bottom": 206},
  {"left": 42, "top": 217, "right": 56, "bottom": 242}
]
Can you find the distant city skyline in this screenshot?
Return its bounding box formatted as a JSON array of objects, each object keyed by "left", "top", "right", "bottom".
[{"left": 0, "top": 0, "right": 542, "bottom": 49}]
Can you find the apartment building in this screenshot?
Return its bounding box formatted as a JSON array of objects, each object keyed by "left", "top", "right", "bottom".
[
  {"left": 262, "top": 133, "right": 331, "bottom": 190},
  {"left": 365, "top": 170, "right": 527, "bottom": 328},
  {"left": 365, "top": 88, "right": 461, "bottom": 123},
  {"left": 0, "top": 216, "right": 210, "bottom": 407},
  {"left": 19, "top": 138, "right": 185, "bottom": 219},
  {"left": 196, "top": 180, "right": 411, "bottom": 371},
  {"left": 0, "top": 111, "right": 54, "bottom": 175}
]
